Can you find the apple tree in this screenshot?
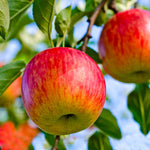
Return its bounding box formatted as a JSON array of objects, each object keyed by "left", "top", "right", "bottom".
[{"left": 0, "top": 0, "right": 150, "bottom": 149}]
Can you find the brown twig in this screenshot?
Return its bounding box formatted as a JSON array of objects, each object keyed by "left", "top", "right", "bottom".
[
  {"left": 108, "top": 0, "right": 119, "bottom": 14},
  {"left": 81, "top": 0, "right": 107, "bottom": 52},
  {"left": 51, "top": 135, "right": 60, "bottom": 150},
  {"left": 134, "top": 1, "right": 138, "bottom": 8}
]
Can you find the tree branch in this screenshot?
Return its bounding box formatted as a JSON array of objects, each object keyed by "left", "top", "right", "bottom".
[
  {"left": 134, "top": 2, "right": 138, "bottom": 8},
  {"left": 52, "top": 135, "right": 60, "bottom": 150},
  {"left": 108, "top": 0, "right": 119, "bottom": 14},
  {"left": 81, "top": 0, "right": 107, "bottom": 52}
]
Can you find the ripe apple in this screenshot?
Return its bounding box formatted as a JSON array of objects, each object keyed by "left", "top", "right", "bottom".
[
  {"left": 21, "top": 47, "right": 106, "bottom": 135},
  {"left": 98, "top": 9, "right": 150, "bottom": 83},
  {"left": 0, "top": 63, "right": 21, "bottom": 107},
  {"left": 0, "top": 121, "right": 39, "bottom": 149}
]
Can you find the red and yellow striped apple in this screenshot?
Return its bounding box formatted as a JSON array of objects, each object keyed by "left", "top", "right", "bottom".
[
  {"left": 21, "top": 47, "right": 106, "bottom": 135},
  {"left": 98, "top": 9, "right": 150, "bottom": 83},
  {"left": 0, "top": 63, "right": 21, "bottom": 107}
]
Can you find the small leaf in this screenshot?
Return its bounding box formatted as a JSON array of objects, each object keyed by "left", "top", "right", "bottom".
[
  {"left": 55, "top": 6, "right": 71, "bottom": 36},
  {"left": 28, "top": 143, "right": 35, "bottom": 150},
  {"left": 69, "top": 9, "right": 91, "bottom": 33},
  {"left": 44, "top": 132, "right": 66, "bottom": 150},
  {"left": 0, "top": 0, "right": 10, "bottom": 39},
  {"left": 94, "top": 108, "right": 122, "bottom": 139},
  {"left": 8, "top": 0, "right": 33, "bottom": 39},
  {"left": 88, "top": 131, "right": 113, "bottom": 150},
  {"left": 128, "top": 84, "right": 150, "bottom": 135},
  {"left": 0, "top": 61, "right": 26, "bottom": 96},
  {"left": 86, "top": 47, "right": 102, "bottom": 64},
  {"left": 78, "top": 47, "right": 102, "bottom": 64},
  {"left": 33, "top": 0, "right": 55, "bottom": 37}
]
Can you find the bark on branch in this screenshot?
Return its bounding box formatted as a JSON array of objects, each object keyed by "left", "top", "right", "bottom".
[
  {"left": 81, "top": 0, "right": 107, "bottom": 52},
  {"left": 108, "top": 0, "right": 119, "bottom": 14}
]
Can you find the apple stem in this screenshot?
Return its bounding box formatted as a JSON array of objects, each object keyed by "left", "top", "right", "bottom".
[
  {"left": 108, "top": 0, "right": 119, "bottom": 14},
  {"left": 52, "top": 135, "right": 60, "bottom": 150},
  {"left": 81, "top": 0, "right": 107, "bottom": 52}
]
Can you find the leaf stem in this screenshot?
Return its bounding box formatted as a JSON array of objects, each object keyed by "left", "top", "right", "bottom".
[
  {"left": 51, "top": 135, "right": 60, "bottom": 150},
  {"left": 49, "top": 36, "right": 54, "bottom": 48},
  {"left": 81, "top": 0, "right": 107, "bottom": 52},
  {"left": 138, "top": 86, "right": 147, "bottom": 135},
  {"left": 62, "top": 34, "right": 66, "bottom": 47}
]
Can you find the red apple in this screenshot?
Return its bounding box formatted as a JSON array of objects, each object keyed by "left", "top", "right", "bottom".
[
  {"left": 0, "top": 63, "right": 21, "bottom": 107},
  {"left": 0, "top": 121, "right": 39, "bottom": 150},
  {"left": 98, "top": 9, "right": 150, "bottom": 83},
  {"left": 21, "top": 47, "right": 106, "bottom": 135}
]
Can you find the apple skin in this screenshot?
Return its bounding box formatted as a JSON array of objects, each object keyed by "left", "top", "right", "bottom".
[
  {"left": 0, "top": 63, "right": 21, "bottom": 107},
  {"left": 98, "top": 9, "right": 150, "bottom": 83},
  {"left": 21, "top": 47, "right": 106, "bottom": 135},
  {"left": 0, "top": 121, "right": 39, "bottom": 150}
]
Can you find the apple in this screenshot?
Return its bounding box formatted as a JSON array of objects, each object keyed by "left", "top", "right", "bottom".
[
  {"left": 21, "top": 47, "right": 106, "bottom": 135},
  {"left": 98, "top": 8, "right": 150, "bottom": 83},
  {"left": 0, "top": 121, "right": 39, "bottom": 149},
  {"left": 0, "top": 63, "right": 21, "bottom": 107}
]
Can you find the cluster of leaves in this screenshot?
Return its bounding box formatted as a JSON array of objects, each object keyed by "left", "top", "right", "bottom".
[{"left": 0, "top": 0, "right": 150, "bottom": 150}]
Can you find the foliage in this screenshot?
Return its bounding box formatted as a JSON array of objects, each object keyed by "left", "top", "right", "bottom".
[
  {"left": 88, "top": 131, "right": 113, "bottom": 150},
  {"left": 0, "top": 0, "right": 149, "bottom": 150},
  {"left": 94, "top": 108, "right": 122, "bottom": 139},
  {"left": 128, "top": 84, "right": 150, "bottom": 135},
  {"left": 0, "top": 61, "right": 25, "bottom": 96}
]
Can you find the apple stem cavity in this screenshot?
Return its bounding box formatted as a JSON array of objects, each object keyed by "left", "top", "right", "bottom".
[
  {"left": 52, "top": 135, "right": 60, "bottom": 150},
  {"left": 63, "top": 114, "right": 75, "bottom": 119},
  {"left": 108, "top": 0, "right": 119, "bottom": 14},
  {"left": 58, "top": 114, "right": 76, "bottom": 121},
  {"left": 80, "top": 0, "right": 107, "bottom": 52}
]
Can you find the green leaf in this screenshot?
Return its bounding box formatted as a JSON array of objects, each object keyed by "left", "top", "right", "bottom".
[
  {"left": 28, "top": 143, "right": 34, "bottom": 150},
  {"left": 55, "top": 6, "right": 71, "bottom": 36},
  {"left": 88, "top": 131, "right": 112, "bottom": 150},
  {"left": 94, "top": 108, "right": 122, "bottom": 139},
  {"left": 0, "top": 61, "right": 26, "bottom": 96},
  {"left": 85, "top": 0, "right": 111, "bottom": 26},
  {"left": 85, "top": 0, "right": 100, "bottom": 11},
  {"left": 128, "top": 83, "right": 150, "bottom": 135},
  {"left": 7, "top": 14, "right": 33, "bottom": 40},
  {"left": 78, "top": 47, "right": 102, "bottom": 64},
  {"left": 86, "top": 47, "right": 102, "bottom": 64},
  {"left": 44, "top": 132, "right": 66, "bottom": 150},
  {"left": 8, "top": 0, "right": 33, "bottom": 19},
  {"left": 33, "top": 0, "right": 55, "bottom": 38},
  {"left": 94, "top": 10, "right": 107, "bottom": 26},
  {"left": 8, "top": 0, "right": 33, "bottom": 39},
  {"left": 67, "top": 27, "right": 75, "bottom": 47},
  {"left": 56, "top": 36, "right": 64, "bottom": 47},
  {"left": 0, "top": 0, "right": 10, "bottom": 39},
  {"left": 69, "top": 9, "right": 91, "bottom": 33}
]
